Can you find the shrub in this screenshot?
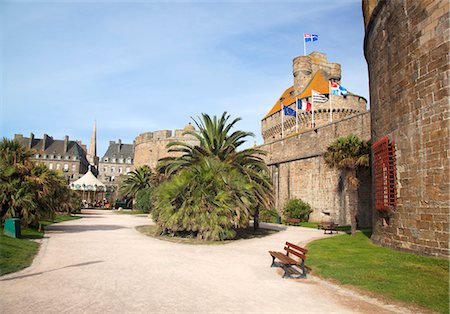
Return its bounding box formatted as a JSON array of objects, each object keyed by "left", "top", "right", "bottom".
[
  {"left": 283, "top": 199, "right": 312, "bottom": 222},
  {"left": 152, "top": 158, "right": 253, "bottom": 241},
  {"left": 259, "top": 208, "right": 278, "bottom": 221},
  {"left": 135, "top": 188, "right": 153, "bottom": 213}
]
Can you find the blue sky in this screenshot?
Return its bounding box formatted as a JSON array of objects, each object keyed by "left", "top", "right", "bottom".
[{"left": 1, "top": 0, "right": 369, "bottom": 155}]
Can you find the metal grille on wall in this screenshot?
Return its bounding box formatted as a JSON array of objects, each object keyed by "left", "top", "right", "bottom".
[{"left": 373, "top": 136, "right": 397, "bottom": 212}]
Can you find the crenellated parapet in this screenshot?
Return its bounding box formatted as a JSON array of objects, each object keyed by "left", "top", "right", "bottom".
[
  {"left": 262, "top": 52, "right": 367, "bottom": 144},
  {"left": 134, "top": 123, "right": 199, "bottom": 169}
]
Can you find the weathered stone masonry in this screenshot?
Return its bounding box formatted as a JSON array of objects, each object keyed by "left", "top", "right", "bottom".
[
  {"left": 363, "top": 0, "right": 449, "bottom": 257},
  {"left": 261, "top": 112, "right": 372, "bottom": 227}
]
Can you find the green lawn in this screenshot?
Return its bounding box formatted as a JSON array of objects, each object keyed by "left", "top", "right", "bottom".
[
  {"left": 0, "top": 214, "right": 80, "bottom": 276},
  {"left": 113, "top": 210, "right": 148, "bottom": 215},
  {"left": 306, "top": 231, "right": 449, "bottom": 313}
]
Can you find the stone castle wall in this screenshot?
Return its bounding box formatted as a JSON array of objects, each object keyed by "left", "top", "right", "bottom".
[
  {"left": 262, "top": 95, "right": 367, "bottom": 142},
  {"left": 261, "top": 112, "right": 372, "bottom": 226},
  {"left": 364, "top": 0, "right": 449, "bottom": 257},
  {"left": 134, "top": 130, "right": 199, "bottom": 169}
]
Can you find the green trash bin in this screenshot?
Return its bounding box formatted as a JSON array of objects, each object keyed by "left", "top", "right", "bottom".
[{"left": 4, "top": 218, "right": 21, "bottom": 238}]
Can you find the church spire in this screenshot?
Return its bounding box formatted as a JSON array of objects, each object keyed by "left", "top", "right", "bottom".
[{"left": 87, "top": 121, "right": 99, "bottom": 173}]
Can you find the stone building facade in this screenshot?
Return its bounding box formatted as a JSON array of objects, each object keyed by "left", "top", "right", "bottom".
[
  {"left": 134, "top": 123, "right": 199, "bottom": 169},
  {"left": 261, "top": 52, "right": 372, "bottom": 227},
  {"left": 14, "top": 133, "right": 89, "bottom": 182},
  {"left": 363, "top": 0, "right": 449, "bottom": 257},
  {"left": 98, "top": 139, "right": 134, "bottom": 185}
]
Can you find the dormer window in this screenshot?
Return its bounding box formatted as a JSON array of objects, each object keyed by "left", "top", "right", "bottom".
[
  {"left": 119, "top": 158, "right": 124, "bottom": 163},
  {"left": 35, "top": 154, "right": 40, "bottom": 158},
  {"left": 104, "top": 158, "right": 109, "bottom": 162},
  {"left": 112, "top": 158, "right": 116, "bottom": 162}
]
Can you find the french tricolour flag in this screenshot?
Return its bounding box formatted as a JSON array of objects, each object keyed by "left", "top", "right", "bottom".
[{"left": 304, "top": 33, "right": 318, "bottom": 42}]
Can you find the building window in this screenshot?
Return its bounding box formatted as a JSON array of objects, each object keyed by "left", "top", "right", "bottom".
[
  {"left": 49, "top": 163, "right": 53, "bottom": 170},
  {"left": 73, "top": 156, "right": 77, "bottom": 161},
  {"left": 103, "top": 167, "right": 107, "bottom": 173},
  {"left": 56, "top": 164, "right": 60, "bottom": 170},
  {"left": 72, "top": 164, "right": 76, "bottom": 171},
  {"left": 111, "top": 176, "right": 115, "bottom": 182},
  {"left": 119, "top": 167, "right": 123, "bottom": 174},
  {"left": 112, "top": 158, "right": 116, "bottom": 162},
  {"left": 35, "top": 154, "right": 40, "bottom": 158},
  {"left": 373, "top": 136, "right": 397, "bottom": 212},
  {"left": 63, "top": 164, "right": 69, "bottom": 172},
  {"left": 126, "top": 158, "right": 131, "bottom": 164},
  {"left": 119, "top": 158, "right": 124, "bottom": 163},
  {"left": 104, "top": 158, "right": 108, "bottom": 162},
  {"left": 111, "top": 167, "right": 115, "bottom": 173},
  {"left": 43, "top": 154, "right": 48, "bottom": 159}
]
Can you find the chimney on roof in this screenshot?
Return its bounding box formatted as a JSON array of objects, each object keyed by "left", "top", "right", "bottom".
[
  {"left": 64, "top": 135, "right": 69, "bottom": 153},
  {"left": 29, "top": 133, "right": 34, "bottom": 149},
  {"left": 42, "top": 134, "right": 49, "bottom": 151},
  {"left": 118, "top": 139, "right": 122, "bottom": 153}
]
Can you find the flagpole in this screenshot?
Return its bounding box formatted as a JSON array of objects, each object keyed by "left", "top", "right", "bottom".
[
  {"left": 329, "top": 81, "right": 333, "bottom": 123},
  {"left": 312, "top": 95, "right": 315, "bottom": 128},
  {"left": 280, "top": 97, "right": 284, "bottom": 138},
  {"left": 303, "top": 35, "right": 306, "bottom": 56}
]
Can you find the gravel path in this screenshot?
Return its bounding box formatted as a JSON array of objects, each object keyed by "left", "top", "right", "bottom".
[{"left": 0, "top": 210, "right": 411, "bottom": 313}]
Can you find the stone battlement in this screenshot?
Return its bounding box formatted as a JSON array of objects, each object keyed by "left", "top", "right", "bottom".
[{"left": 133, "top": 125, "right": 199, "bottom": 169}]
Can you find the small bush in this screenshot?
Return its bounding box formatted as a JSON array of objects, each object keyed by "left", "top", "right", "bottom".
[
  {"left": 135, "top": 188, "right": 153, "bottom": 213},
  {"left": 283, "top": 199, "right": 312, "bottom": 222},
  {"left": 259, "top": 208, "right": 278, "bottom": 221}
]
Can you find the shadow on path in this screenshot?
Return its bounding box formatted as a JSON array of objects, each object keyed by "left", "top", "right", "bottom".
[
  {"left": 46, "top": 224, "right": 125, "bottom": 233},
  {"left": 0, "top": 261, "right": 104, "bottom": 281}
]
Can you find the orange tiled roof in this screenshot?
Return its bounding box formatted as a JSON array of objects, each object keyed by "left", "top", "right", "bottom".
[
  {"left": 263, "top": 70, "right": 330, "bottom": 119},
  {"left": 263, "top": 86, "right": 296, "bottom": 119}
]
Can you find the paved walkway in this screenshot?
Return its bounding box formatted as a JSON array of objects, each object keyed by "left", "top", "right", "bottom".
[{"left": 1, "top": 210, "right": 410, "bottom": 313}]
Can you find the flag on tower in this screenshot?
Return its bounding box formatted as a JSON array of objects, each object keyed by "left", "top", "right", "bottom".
[
  {"left": 304, "top": 33, "right": 318, "bottom": 42},
  {"left": 312, "top": 90, "right": 328, "bottom": 103},
  {"left": 330, "top": 82, "right": 348, "bottom": 97},
  {"left": 283, "top": 106, "right": 296, "bottom": 117},
  {"left": 297, "top": 98, "right": 312, "bottom": 112}
]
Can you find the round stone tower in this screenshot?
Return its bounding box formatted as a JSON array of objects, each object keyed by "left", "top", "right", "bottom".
[
  {"left": 134, "top": 125, "right": 199, "bottom": 169},
  {"left": 261, "top": 52, "right": 368, "bottom": 144},
  {"left": 363, "top": 0, "right": 449, "bottom": 257},
  {"left": 293, "top": 56, "right": 312, "bottom": 96}
]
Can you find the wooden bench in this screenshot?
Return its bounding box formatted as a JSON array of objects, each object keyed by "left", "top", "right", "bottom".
[
  {"left": 285, "top": 218, "right": 301, "bottom": 225},
  {"left": 318, "top": 221, "right": 338, "bottom": 234},
  {"left": 268, "top": 242, "right": 308, "bottom": 279},
  {"left": 259, "top": 215, "right": 272, "bottom": 222}
]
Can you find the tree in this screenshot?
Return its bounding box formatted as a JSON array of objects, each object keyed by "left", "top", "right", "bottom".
[
  {"left": 153, "top": 157, "right": 253, "bottom": 240},
  {"left": 0, "top": 138, "right": 79, "bottom": 227},
  {"left": 119, "top": 165, "right": 153, "bottom": 198},
  {"left": 323, "top": 134, "right": 370, "bottom": 236},
  {"left": 158, "top": 112, "right": 273, "bottom": 229}
]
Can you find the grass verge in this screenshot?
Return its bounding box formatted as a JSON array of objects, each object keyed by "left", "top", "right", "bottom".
[
  {"left": 136, "top": 224, "right": 279, "bottom": 245},
  {"left": 113, "top": 210, "right": 148, "bottom": 215},
  {"left": 0, "top": 214, "right": 80, "bottom": 276},
  {"left": 306, "top": 231, "right": 449, "bottom": 313}
]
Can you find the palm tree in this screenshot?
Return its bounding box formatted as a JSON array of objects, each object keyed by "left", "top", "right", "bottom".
[
  {"left": 0, "top": 139, "right": 37, "bottom": 222},
  {"left": 323, "top": 134, "right": 370, "bottom": 236},
  {"left": 153, "top": 157, "right": 253, "bottom": 240},
  {"left": 157, "top": 112, "right": 273, "bottom": 230},
  {"left": 119, "top": 165, "right": 153, "bottom": 198}
]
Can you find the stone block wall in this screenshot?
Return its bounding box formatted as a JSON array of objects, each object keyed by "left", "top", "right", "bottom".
[
  {"left": 261, "top": 112, "right": 372, "bottom": 226},
  {"left": 364, "top": 0, "right": 449, "bottom": 257},
  {"left": 134, "top": 130, "right": 199, "bottom": 169}
]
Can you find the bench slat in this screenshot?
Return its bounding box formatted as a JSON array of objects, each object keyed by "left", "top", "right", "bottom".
[
  {"left": 269, "top": 251, "right": 298, "bottom": 265},
  {"left": 285, "top": 242, "right": 308, "bottom": 254},
  {"left": 284, "top": 247, "right": 307, "bottom": 261}
]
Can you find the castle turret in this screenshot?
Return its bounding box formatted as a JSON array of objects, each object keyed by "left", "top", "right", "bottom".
[{"left": 261, "top": 52, "right": 367, "bottom": 143}]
